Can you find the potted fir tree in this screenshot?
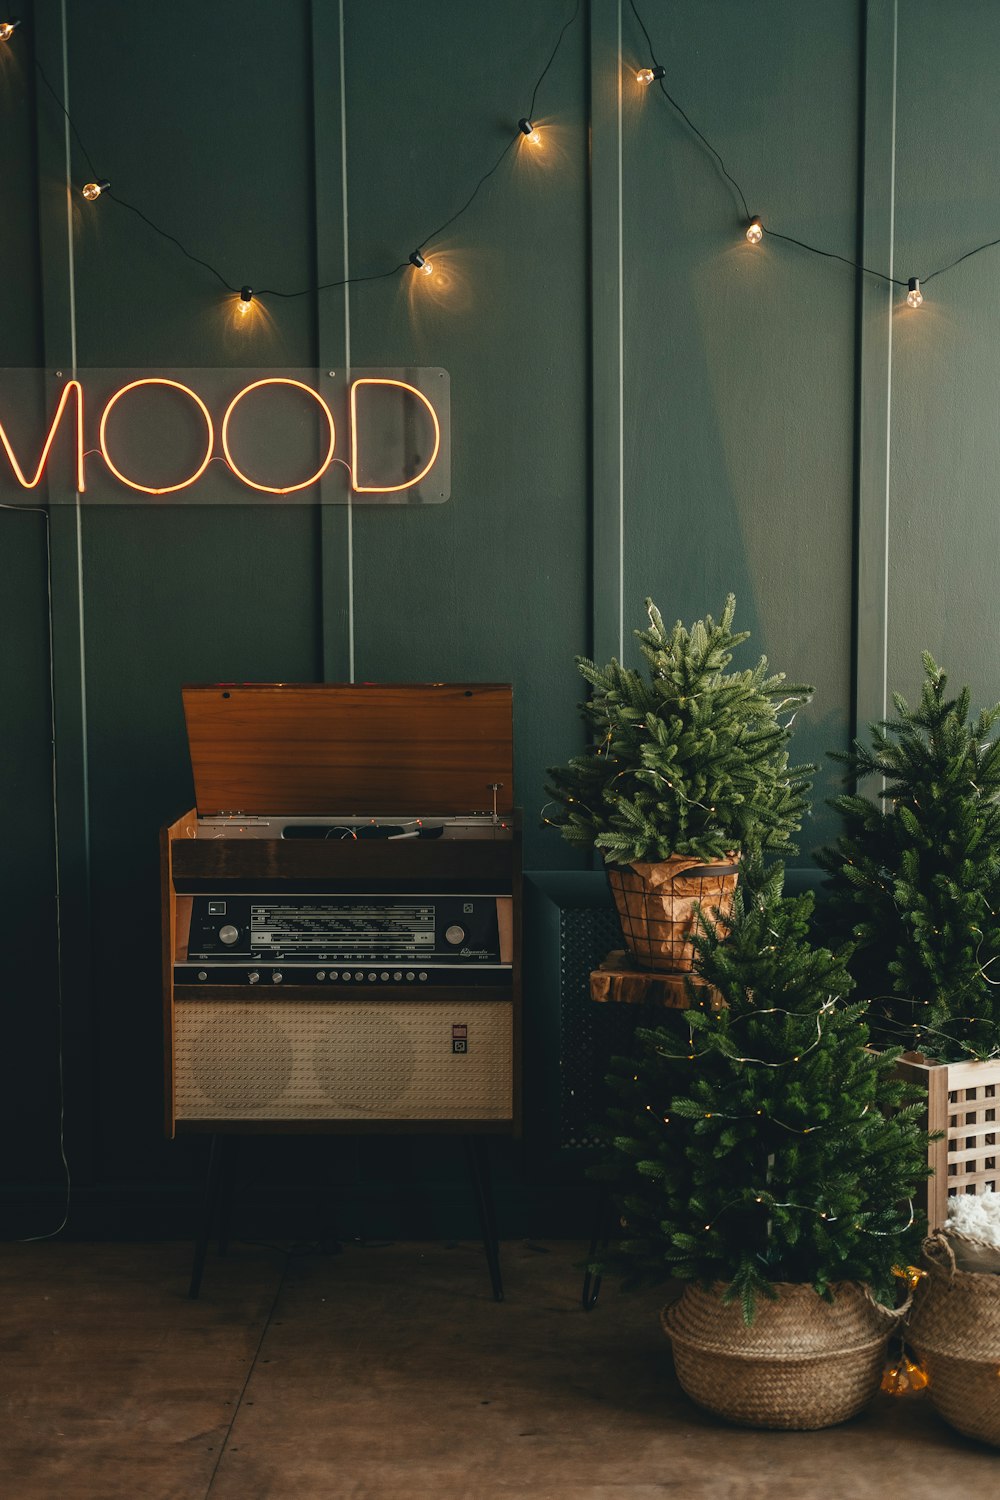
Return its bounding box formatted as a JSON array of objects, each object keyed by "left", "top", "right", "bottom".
[
  {"left": 822, "top": 654, "right": 1000, "bottom": 1228},
  {"left": 545, "top": 597, "right": 812, "bottom": 974},
  {"left": 598, "top": 865, "right": 928, "bottom": 1430}
]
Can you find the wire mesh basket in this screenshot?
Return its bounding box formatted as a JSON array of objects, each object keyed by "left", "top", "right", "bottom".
[{"left": 606, "top": 854, "right": 740, "bottom": 973}]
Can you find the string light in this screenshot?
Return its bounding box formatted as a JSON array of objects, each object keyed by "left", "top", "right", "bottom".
[
  {"left": 882, "top": 1353, "right": 929, "bottom": 1395},
  {"left": 24, "top": 1, "right": 581, "bottom": 310},
  {"left": 237, "top": 285, "right": 253, "bottom": 315},
  {"left": 15, "top": 0, "right": 1000, "bottom": 331},
  {"left": 893, "top": 1264, "right": 927, "bottom": 1290},
  {"left": 701, "top": 1193, "right": 841, "bottom": 1233},
  {"left": 629, "top": 0, "right": 1000, "bottom": 304}
]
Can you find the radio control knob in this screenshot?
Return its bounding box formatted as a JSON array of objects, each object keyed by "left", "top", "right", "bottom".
[
  {"left": 380, "top": 971, "right": 389, "bottom": 981},
  {"left": 316, "top": 971, "right": 326, "bottom": 981},
  {"left": 197, "top": 971, "right": 208, "bottom": 982},
  {"left": 219, "top": 924, "right": 239, "bottom": 945},
  {"left": 445, "top": 924, "right": 466, "bottom": 946},
  {"left": 393, "top": 971, "right": 402, "bottom": 981},
  {"left": 329, "top": 971, "right": 338, "bottom": 981},
  {"left": 343, "top": 972, "right": 351, "bottom": 981},
  {"left": 271, "top": 972, "right": 283, "bottom": 983},
  {"left": 354, "top": 971, "right": 363, "bottom": 981},
  {"left": 406, "top": 971, "right": 415, "bottom": 981},
  {"left": 418, "top": 971, "right": 428, "bottom": 981},
  {"left": 248, "top": 971, "right": 260, "bottom": 984}
]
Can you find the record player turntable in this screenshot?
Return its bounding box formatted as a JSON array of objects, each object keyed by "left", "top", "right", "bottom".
[{"left": 161, "top": 683, "right": 521, "bottom": 1136}]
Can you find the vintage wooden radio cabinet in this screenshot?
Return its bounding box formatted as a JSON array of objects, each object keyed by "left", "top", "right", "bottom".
[{"left": 161, "top": 683, "right": 521, "bottom": 1139}]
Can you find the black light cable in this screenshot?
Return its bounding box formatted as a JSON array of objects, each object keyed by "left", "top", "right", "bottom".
[
  {"left": 628, "top": 0, "right": 1000, "bottom": 300},
  {"left": 24, "top": 2, "right": 581, "bottom": 306},
  {"left": 627, "top": 0, "right": 751, "bottom": 221}
]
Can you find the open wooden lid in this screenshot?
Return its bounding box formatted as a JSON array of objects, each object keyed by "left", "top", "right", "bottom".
[{"left": 182, "top": 683, "right": 514, "bottom": 817}]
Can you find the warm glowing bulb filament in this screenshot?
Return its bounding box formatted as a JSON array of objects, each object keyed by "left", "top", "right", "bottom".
[
  {"left": 0, "top": 18, "right": 20, "bottom": 41},
  {"left": 746, "top": 215, "right": 763, "bottom": 245},
  {"left": 636, "top": 65, "right": 665, "bottom": 86},
  {"left": 82, "top": 179, "right": 110, "bottom": 202},
  {"left": 906, "top": 277, "right": 924, "bottom": 308}
]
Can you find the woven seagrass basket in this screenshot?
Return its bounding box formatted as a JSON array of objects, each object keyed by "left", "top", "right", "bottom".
[
  {"left": 662, "top": 1280, "right": 907, "bottom": 1430},
  {"left": 607, "top": 854, "right": 739, "bottom": 973},
  {"left": 907, "top": 1230, "right": 1000, "bottom": 1448}
]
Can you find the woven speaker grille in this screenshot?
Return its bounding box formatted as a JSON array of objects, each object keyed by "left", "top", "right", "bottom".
[{"left": 174, "top": 1000, "right": 513, "bottom": 1121}]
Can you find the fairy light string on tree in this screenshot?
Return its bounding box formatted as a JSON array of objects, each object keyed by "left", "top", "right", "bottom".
[{"left": 594, "top": 861, "right": 928, "bottom": 1321}]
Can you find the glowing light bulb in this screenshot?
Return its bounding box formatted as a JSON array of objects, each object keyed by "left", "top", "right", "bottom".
[
  {"left": 237, "top": 286, "right": 253, "bottom": 316},
  {"left": 518, "top": 117, "right": 541, "bottom": 146},
  {"left": 906, "top": 276, "right": 924, "bottom": 308},
  {"left": 746, "top": 215, "right": 763, "bottom": 245},
  {"left": 0, "top": 17, "right": 20, "bottom": 40},
  {"left": 636, "top": 65, "right": 665, "bottom": 86},
  {"left": 409, "top": 250, "right": 433, "bottom": 277},
  {"left": 82, "top": 179, "right": 110, "bottom": 201}
]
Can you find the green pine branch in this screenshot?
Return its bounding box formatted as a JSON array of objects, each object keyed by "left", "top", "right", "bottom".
[{"left": 545, "top": 597, "right": 814, "bottom": 864}]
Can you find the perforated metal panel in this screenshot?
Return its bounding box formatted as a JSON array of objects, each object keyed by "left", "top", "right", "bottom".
[
  {"left": 174, "top": 1000, "right": 512, "bottom": 1121},
  {"left": 559, "top": 906, "right": 639, "bottom": 1148}
]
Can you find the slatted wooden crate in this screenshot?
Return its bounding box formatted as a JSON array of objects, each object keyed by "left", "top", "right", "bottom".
[{"left": 896, "top": 1053, "right": 1000, "bottom": 1230}]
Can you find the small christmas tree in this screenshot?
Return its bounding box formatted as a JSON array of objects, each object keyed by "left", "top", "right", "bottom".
[
  {"left": 821, "top": 654, "right": 1000, "bottom": 1061},
  {"left": 599, "top": 864, "right": 927, "bottom": 1321},
  {"left": 545, "top": 596, "right": 812, "bottom": 864}
]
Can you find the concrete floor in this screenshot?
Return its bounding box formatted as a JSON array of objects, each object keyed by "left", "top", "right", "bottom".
[{"left": 0, "top": 1240, "right": 995, "bottom": 1499}]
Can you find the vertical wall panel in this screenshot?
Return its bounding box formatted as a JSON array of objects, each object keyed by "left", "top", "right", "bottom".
[
  {"left": 11, "top": 0, "right": 1000, "bottom": 1221},
  {"left": 343, "top": 0, "right": 590, "bottom": 869},
  {"left": 0, "top": 1, "right": 61, "bottom": 1194},
  {"left": 61, "top": 0, "right": 323, "bottom": 1180},
  {"left": 619, "top": 2, "right": 861, "bottom": 857},
  {"left": 889, "top": 0, "right": 1000, "bottom": 712}
]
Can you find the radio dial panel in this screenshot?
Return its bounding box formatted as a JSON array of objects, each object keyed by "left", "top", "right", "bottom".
[{"left": 178, "top": 893, "right": 511, "bottom": 988}]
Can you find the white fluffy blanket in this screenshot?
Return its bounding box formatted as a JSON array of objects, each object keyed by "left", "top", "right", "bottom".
[{"left": 945, "top": 1190, "right": 1000, "bottom": 1271}]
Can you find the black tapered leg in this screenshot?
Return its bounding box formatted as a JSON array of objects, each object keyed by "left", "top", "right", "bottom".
[
  {"left": 463, "top": 1134, "right": 504, "bottom": 1302},
  {"left": 581, "top": 1194, "right": 614, "bottom": 1310},
  {"left": 217, "top": 1136, "right": 240, "bottom": 1257},
  {"left": 189, "top": 1133, "right": 225, "bottom": 1299}
]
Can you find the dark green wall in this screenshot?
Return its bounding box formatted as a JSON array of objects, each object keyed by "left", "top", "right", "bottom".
[{"left": 3, "top": 0, "right": 998, "bottom": 1231}]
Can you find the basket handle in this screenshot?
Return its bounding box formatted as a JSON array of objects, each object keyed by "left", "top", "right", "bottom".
[
  {"left": 863, "top": 1282, "right": 914, "bottom": 1328},
  {"left": 922, "top": 1229, "right": 958, "bottom": 1286}
]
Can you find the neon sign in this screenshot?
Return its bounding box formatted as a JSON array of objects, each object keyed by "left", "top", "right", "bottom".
[{"left": 0, "top": 368, "right": 450, "bottom": 504}]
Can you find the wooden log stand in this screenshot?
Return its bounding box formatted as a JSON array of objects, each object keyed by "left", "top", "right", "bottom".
[{"left": 589, "top": 949, "right": 723, "bottom": 1011}]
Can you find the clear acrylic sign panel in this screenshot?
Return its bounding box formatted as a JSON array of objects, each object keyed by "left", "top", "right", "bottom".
[{"left": 0, "top": 368, "right": 450, "bottom": 504}]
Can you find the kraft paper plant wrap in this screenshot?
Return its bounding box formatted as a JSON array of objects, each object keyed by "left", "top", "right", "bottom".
[{"left": 607, "top": 853, "right": 740, "bottom": 973}]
